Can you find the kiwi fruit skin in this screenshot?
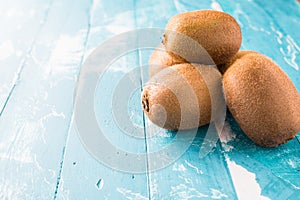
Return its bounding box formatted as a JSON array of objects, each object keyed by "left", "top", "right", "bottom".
[
  {"left": 142, "top": 63, "right": 223, "bottom": 130},
  {"left": 217, "top": 50, "right": 258, "bottom": 74},
  {"left": 149, "top": 44, "right": 186, "bottom": 77},
  {"left": 223, "top": 52, "right": 300, "bottom": 147},
  {"left": 163, "top": 10, "right": 242, "bottom": 65}
]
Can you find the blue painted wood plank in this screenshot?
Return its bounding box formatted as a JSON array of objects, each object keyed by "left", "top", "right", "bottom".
[
  {"left": 213, "top": 0, "right": 300, "bottom": 198},
  {"left": 136, "top": 0, "right": 238, "bottom": 199},
  {"left": 56, "top": 0, "right": 150, "bottom": 199},
  {"left": 254, "top": 0, "right": 300, "bottom": 46},
  {"left": 0, "top": 0, "right": 52, "bottom": 114},
  {"left": 0, "top": 0, "right": 92, "bottom": 198},
  {"left": 219, "top": 0, "right": 300, "bottom": 91},
  {"left": 145, "top": 128, "right": 238, "bottom": 199},
  {"left": 57, "top": 125, "right": 148, "bottom": 200},
  {"left": 222, "top": 113, "right": 300, "bottom": 199},
  {"left": 137, "top": 0, "right": 300, "bottom": 199},
  {"left": 0, "top": 0, "right": 298, "bottom": 199}
]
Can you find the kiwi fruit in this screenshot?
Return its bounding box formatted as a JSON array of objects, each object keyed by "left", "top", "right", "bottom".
[
  {"left": 142, "top": 63, "right": 223, "bottom": 130},
  {"left": 223, "top": 52, "right": 300, "bottom": 147},
  {"left": 217, "top": 50, "right": 258, "bottom": 74},
  {"left": 149, "top": 44, "right": 187, "bottom": 77},
  {"left": 163, "top": 10, "right": 242, "bottom": 65}
]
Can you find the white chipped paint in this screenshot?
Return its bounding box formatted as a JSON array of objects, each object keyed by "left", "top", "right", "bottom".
[
  {"left": 0, "top": 122, "right": 38, "bottom": 165},
  {"left": 210, "top": 188, "right": 228, "bottom": 199},
  {"left": 219, "top": 122, "right": 236, "bottom": 143},
  {"left": 169, "top": 183, "right": 208, "bottom": 199},
  {"left": 283, "top": 35, "right": 299, "bottom": 70},
  {"left": 58, "top": 177, "right": 71, "bottom": 200},
  {"left": 220, "top": 123, "right": 235, "bottom": 149},
  {"left": 270, "top": 24, "right": 283, "bottom": 44},
  {"left": 184, "top": 160, "right": 204, "bottom": 174},
  {"left": 0, "top": 182, "right": 14, "bottom": 200},
  {"left": 0, "top": 101, "right": 66, "bottom": 165},
  {"left": 0, "top": 40, "right": 14, "bottom": 60},
  {"left": 222, "top": 144, "right": 234, "bottom": 152},
  {"left": 116, "top": 187, "right": 148, "bottom": 200},
  {"left": 150, "top": 179, "right": 159, "bottom": 197},
  {"left": 29, "top": 30, "right": 88, "bottom": 89},
  {"left": 226, "top": 158, "right": 270, "bottom": 200},
  {"left": 180, "top": 175, "right": 193, "bottom": 185},
  {"left": 287, "top": 159, "right": 296, "bottom": 168},
  {"left": 172, "top": 163, "right": 187, "bottom": 172},
  {"left": 129, "top": 109, "right": 144, "bottom": 129},
  {"left": 0, "top": 153, "right": 33, "bottom": 163},
  {"left": 259, "top": 27, "right": 271, "bottom": 35},
  {"left": 234, "top": 4, "right": 259, "bottom": 31},
  {"left": 58, "top": 177, "right": 71, "bottom": 199},
  {"left": 271, "top": 23, "right": 299, "bottom": 70},
  {"left": 0, "top": 142, "right": 57, "bottom": 199},
  {"left": 211, "top": 0, "right": 223, "bottom": 11}
]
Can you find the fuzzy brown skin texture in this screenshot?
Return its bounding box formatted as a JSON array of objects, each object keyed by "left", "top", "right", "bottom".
[
  {"left": 163, "top": 10, "right": 242, "bottom": 65},
  {"left": 149, "top": 44, "right": 187, "bottom": 77},
  {"left": 223, "top": 52, "right": 300, "bottom": 147},
  {"left": 217, "top": 50, "right": 258, "bottom": 74},
  {"left": 142, "top": 63, "right": 222, "bottom": 130}
]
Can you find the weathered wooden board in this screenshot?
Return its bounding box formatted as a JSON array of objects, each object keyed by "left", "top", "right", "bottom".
[{"left": 0, "top": 0, "right": 299, "bottom": 199}]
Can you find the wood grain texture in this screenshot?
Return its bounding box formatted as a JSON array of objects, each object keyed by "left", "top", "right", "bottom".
[
  {"left": 0, "top": 0, "right": 299, "bottom": 199},
  {"left": 0, "top": 0, "right": 93, "bottom": 198},
  {"left": 138, "top": 0, "right": 300, "bottom": 199},
  {"left": 55, "top": 0, "right": 150, "bottom": 199},
  {"left": 0, "top": 0, "right": 52, "bottom": 115}
]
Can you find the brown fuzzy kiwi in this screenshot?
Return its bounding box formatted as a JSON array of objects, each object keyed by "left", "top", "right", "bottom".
[
  {"left": 149, "top": 44, "right": 187, "bottom": 77},
  {"left": 142, "top": 63, "right": 223, "bottom": 130},
  {"left": 223, "top": 52, "right": 300, "bottom": 147},
  {"left": 217, "top": 50, "right": 258, "bottom": 74},
  {"left": 163, "top": 10, "right": 242, "bottom": 65}
]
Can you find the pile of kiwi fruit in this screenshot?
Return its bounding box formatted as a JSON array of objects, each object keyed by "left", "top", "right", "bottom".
[{"left": 141, "top": 10, "right": 300, "bottom": 147}]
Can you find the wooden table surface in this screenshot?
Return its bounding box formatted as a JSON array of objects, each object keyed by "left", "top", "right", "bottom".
[{"left": 0, "top": 0, "right": 299, "bottom": 199}]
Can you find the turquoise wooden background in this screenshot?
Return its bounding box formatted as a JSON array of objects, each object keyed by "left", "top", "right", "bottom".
[{"left": 0, "top": 0, "right": 299, "bottom": 199}]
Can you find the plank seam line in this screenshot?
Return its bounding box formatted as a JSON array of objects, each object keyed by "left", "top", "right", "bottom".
[
  {"left": 132, "top": 0, "right": 151, "bottom": 199},
  {"left": 139, "top": 54, "right": 151, "bottom": 200},
  {"left": 0, "top": 0, "right": 54, "bottom": 118},
  {"left": 296, "top": 136, "right": 300, "bottom": 145},
  {"left": 52, "top": 0, "right": 93, "bottom": 198}
]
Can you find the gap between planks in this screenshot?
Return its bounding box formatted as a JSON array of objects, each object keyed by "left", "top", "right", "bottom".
[{"left": 52, "top": 0, "right": 94, "bottom": 199}]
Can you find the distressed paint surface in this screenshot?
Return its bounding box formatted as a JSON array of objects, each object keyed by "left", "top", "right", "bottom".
[{"left": 0, "top": 0, "right": 299, "bottom": 199}]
